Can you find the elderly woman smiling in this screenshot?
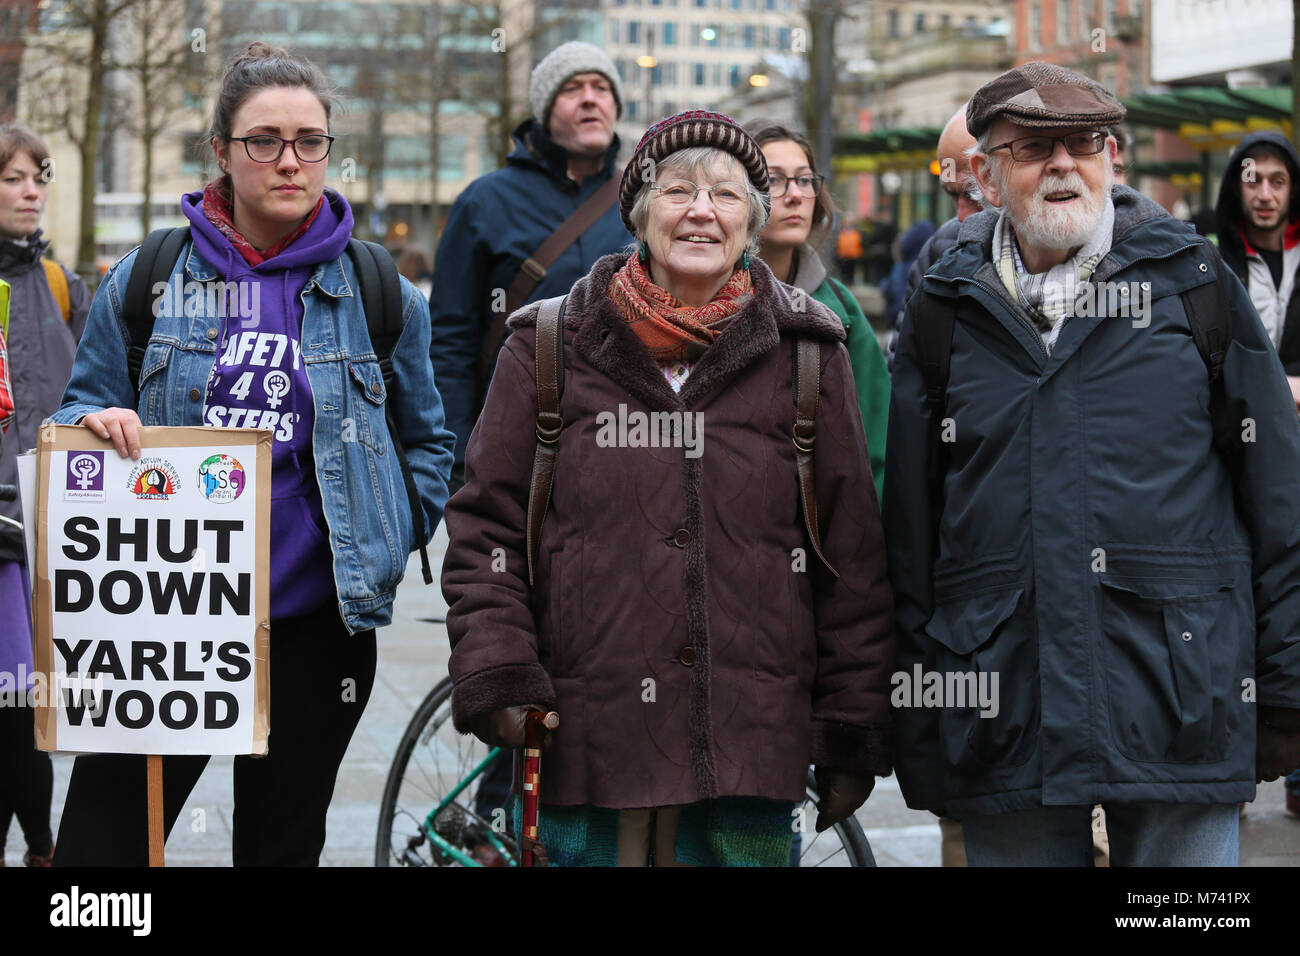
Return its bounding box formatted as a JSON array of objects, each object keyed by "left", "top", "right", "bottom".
[{"left": 442, "top": 111, "right": 895, "bottom": 867}]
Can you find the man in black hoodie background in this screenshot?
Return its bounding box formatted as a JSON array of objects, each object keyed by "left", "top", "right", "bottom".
[
  {"left": 1215, "top": 131, "right": 1300, "bottom": 412},
  {"left": 1215, "top": 130, "right": 1300, "bottom": 818}
]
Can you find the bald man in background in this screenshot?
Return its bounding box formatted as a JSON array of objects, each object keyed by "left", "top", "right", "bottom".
[{"left": 892, "top": 105, "right": 980, "bottom": 336}]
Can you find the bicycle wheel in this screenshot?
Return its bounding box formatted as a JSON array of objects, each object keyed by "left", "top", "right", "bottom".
[
  {"left": 374, "top": 675, "right": 517, "bottom": 867},
  {"left": 795, "top": 768, "right": 876, "bottom": 867}
]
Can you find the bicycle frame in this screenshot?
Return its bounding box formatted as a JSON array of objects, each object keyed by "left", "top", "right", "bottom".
[{"left": 416, "top": 747, "right": 517, "bottom": 867}]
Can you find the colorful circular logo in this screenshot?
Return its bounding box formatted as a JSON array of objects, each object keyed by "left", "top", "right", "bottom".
[
  {"left": 126, "top": 457, "right": 181, "bottom": 500},
  {"left": 198, "top": 453, "right": 246, "bottom": 503}
]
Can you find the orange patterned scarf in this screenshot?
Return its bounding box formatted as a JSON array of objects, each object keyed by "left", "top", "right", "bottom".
[{"left": 608, "top": 252, "right": 753, "bottom": 362}]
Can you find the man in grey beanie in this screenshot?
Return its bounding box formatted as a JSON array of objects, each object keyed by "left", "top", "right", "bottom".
[{"left": 430, "top": 40, "right": 630, "bottom": 492}]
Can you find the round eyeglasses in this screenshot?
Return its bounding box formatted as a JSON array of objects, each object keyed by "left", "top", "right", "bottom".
[
  {"left": 649, "top": 179, "right": 748, "bottom": 210},
  {"left": 769, "top": 174, "right": 824, "bottom": 198},
  {"left": 987, "top": 130, "right": 1107, "bottom": 163},
  {"left": 228, "top": 134, "right": 335, "bottom": 164}
]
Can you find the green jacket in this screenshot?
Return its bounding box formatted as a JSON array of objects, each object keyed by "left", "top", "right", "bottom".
[{"left": 791, "top": 244, "right": 890, "bottom": 500}]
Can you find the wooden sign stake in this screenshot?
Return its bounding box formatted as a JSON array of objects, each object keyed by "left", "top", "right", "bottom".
[{"left": 147, "top": 755, "right": 164, "bottom": 867}]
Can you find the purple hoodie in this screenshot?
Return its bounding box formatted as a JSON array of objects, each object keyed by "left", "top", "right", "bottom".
[{"left": 182, "top": 187, "right": 354, "bottom": 619}]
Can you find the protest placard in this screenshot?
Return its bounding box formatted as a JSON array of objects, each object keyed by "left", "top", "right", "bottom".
[{"left": 30, "top": 424, "right": 271, "bottom": 756}]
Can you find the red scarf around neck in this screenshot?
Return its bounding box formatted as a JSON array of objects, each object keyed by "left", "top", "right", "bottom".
[{"left": 607, "top": 252, "right": 753, "bottom": 362}]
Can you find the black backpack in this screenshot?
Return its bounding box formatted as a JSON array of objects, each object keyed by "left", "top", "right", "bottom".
[
  {"left": 122, "top": 226, "right": 433, "bottom": 585},
  {"left": 913, "top": 237, "right": 1238, "bottom": 527}
]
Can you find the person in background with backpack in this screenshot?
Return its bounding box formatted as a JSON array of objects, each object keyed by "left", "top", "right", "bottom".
[
  {"left": 0, "top": 123, "right": 88, "bottom": 868},
  {"left": 47, "top": 42, "right": 454, "bottom": 866},
  {"left": 443, "top": 111, "right": 894, "bottom": 866},
  {"left": 429, "top": 41, "right": 630, "bottom": 494},
  {"left": 886, "top": 62, "right": 1300, "bottom": 866},
  {"left": 745, "top": 119, "right": 889, "bottom": 501}
]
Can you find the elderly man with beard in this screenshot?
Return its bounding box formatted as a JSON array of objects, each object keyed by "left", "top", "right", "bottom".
[{"left": 885, "top": 62, "right": 1300, "bottom": 866}]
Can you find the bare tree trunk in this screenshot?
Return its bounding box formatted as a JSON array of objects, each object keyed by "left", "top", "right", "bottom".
[
  {"left": 76, "top": 0, "right": 110, "bottom": 280},
  {"left": 1293, "top": 0, "right": 1300, "bottom": 149},
  {"left": 139, "top": 17, "right": 152, "bottom": 237}
]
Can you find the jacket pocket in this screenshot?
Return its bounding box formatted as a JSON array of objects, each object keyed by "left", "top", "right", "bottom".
[
  {"left": 347, "top": 360, "right": 389, "bottom": 452},
  {"left": 1097, "top": 561, "right": 1236, "bottom": 764},
  {"left": 923, "top": 584, "right": 1036, "bottom": 773},
  {"left": 137, "top": 341, "right": 172, "bottom": 425}
]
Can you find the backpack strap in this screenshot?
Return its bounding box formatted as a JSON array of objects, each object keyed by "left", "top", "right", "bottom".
[
  {"left": 911, "top": 295, "right": 957, "bottom": 531},
  {"left": 1180, "top": 240, "right": 1239, "bottom": 478},
  {"left": 526, "top": 295, "right": 566, "bottom": 588},
  {"left": 125, "top": 227, "right": 191, "bottom": 401},
  {"left": 793, "top": 336, "right": 838, "bottom": 578},
  {"left": 346, "top": 238, "right": 434, "bottom": 585},
  {"left": 41, "top": 258, "right": 70, "bottom": 322}
]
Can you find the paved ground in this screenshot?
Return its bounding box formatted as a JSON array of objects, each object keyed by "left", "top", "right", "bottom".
[{"left": 6, "top": 522, "right": 1298, "bottom": 866}]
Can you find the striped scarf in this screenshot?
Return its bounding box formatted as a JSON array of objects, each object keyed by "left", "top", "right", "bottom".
[
  {"left": 993, "top": 196, "right": 1114, "bottom": 354},
  {"left": 608, "top": 252, "right": 753, "bottom": 362}
]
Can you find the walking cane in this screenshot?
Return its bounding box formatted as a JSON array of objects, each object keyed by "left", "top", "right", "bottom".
[{"left": 520, "top": 710, "right": 559, "bottom": 867}]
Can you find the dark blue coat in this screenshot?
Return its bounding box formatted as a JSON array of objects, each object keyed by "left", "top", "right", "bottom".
[
  {"left": 429, "top": 118, "right": 630, "bottom": 464},
  {"left": 885, "top": 186, "right": 1300, "bottom": 817}
]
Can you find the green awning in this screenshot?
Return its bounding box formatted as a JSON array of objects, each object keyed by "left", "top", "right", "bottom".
[{"left": 1122, "top": 87, "right": 1291, "bottom": 131}]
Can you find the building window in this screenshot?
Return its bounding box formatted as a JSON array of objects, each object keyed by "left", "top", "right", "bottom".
[
  {"left": 610, "top": 18, "right": 620, "bottom": 43},
  {"left": 777, "top": 26, "right": 790, "bottom": 48},
  {"left": 728, "top": 64, "right": 740, "bottom": 86},
  {"left": 914, "top": 11, "right": 925, "bottom": 32},
  {"left": 628, "top": 20, "right": 640, "bottom": 43},
  {"left": 1079, "top": 0, "right": 1090, "bottom": 39},
  {"left": 1058, "top": 0, "right": 1070, "bottom": 44},
  {"left": 742, "top": 24, "right": 755, "bottom": 47},
  {"left": 1029, "top": 3, "right": 1041, "bottom": 50},
  {"left": 1104, "top": 0, "right": 1117, "bottom": 31},
  {"left": 887, "top": 9, "right": 899, "bottom": 38},
  {"left": 694, "top": 62, "right": 706, "bottom": 84},
  {"left": 940, "top": 13, "right": 950, "bottom": 29},
  {"left": 711, "top": 63, "right": 721, "bottom": 85},
  {"left": 663, "top": 22, "right": 676, "bottom": 44},
  {"left": 438, "top": 133, "right": 467, "bottom": 180}
]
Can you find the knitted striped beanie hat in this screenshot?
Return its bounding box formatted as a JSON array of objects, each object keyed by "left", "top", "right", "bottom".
[{"left": 619, "top": 109, "right": 769, "bottom": 231}]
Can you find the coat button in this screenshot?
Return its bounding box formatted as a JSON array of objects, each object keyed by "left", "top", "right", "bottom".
[
  {"left": 371, "top": 381, "right": 382, "bottom": 396},
  {"left": 205, "top": 327, "right": 218, "bottom": 340},
  {"left": 189, "top": 388, "right": 201, "bottom": 402},
  {"left": 669, "top": 529, "right": 690, "bottom": 548},
  {"left": 678, "top": 645, "right": 696, "bottom": 666},
  {"left": 1182, "top": 631, "right": 1193, "bottom": 642}
]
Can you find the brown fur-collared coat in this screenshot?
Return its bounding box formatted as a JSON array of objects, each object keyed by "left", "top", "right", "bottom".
[{"left": 442, "top": 252, "right": 894, "bottom": 808}]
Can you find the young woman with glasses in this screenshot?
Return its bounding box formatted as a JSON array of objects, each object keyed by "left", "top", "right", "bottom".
[
  {"left": 48, "top": 42, "right": 454, "bottom": 866},
  {"left": 744, "top": 119, "right": 891, "bottom": 501}
]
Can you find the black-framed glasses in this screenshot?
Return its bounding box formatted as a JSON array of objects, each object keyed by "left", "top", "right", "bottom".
[
  {"left": 769, "top": 174, "right": 824, "bottom": 197},
  {"left": 988, "top": 130, "right": 1107, "bottom": 163},
  {"left": 228, "top": 134, "right": 335, "bottom": 164},
  {"left": 648, "top": 179, "right": 748, "bottom": 210}
]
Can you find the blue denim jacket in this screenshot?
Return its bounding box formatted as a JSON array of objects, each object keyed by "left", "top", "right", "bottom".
[{"left": 51, "top": 240, "right": 455, "bottom": 633}]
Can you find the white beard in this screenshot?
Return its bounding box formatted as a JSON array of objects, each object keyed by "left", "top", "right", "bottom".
[{"left": 1008, "top": 172, "right": 1108, "bottom": 251}]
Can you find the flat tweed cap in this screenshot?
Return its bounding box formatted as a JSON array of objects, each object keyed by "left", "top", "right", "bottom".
[
  {"left": 619, "top": 109, "right": 768, "bottom": 231},
  {"left": 967, "top": 61, "right": 1126, "bottom": 139}
]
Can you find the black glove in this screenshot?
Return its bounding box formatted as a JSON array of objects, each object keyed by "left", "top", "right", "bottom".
[
  {"left": 813, "top": 768, "right": 875, "bottom": 832},
  {"left": 1258, "top": 706, "right": 1300, "bottom": 782},
  {"left": 467, "top": 705, "right": 550, "bottom": 750}
]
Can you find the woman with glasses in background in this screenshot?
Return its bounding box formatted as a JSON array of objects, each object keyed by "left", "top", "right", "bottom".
[
  {"left": 48, "top": 42, "right": 454, "bottom": 866},
  {"left": 745, "top": 120, "right": 891, "bottom": 501}
]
